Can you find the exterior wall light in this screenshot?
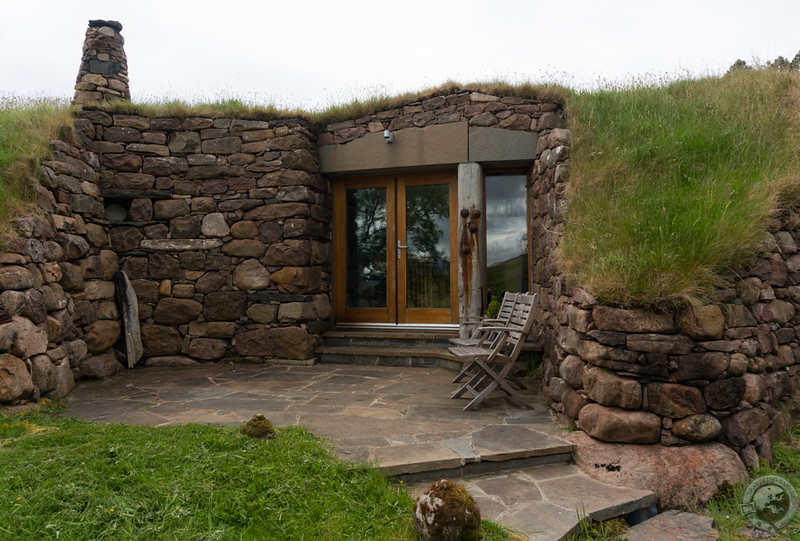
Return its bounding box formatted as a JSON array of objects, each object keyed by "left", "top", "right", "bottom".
[{"left": 383, "top": 129, "right": 394, "bottom": 143}]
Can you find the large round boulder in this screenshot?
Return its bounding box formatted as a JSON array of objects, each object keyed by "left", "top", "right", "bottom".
[
  {"left": 0, "top": 353, "right": 33, "bottom": 402},
  {"left": 567, "top": 431, "right": 747, "bottom": 509}
]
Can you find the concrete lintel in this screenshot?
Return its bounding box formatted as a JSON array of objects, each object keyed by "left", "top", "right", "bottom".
[
  {"left": 468, "top": 126, "right": 538, "bottom": 164},
  {"left": 319, "top": 121, "right": 468, "bottom": 174}
]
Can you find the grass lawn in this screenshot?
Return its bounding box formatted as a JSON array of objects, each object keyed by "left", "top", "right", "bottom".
[{"left": 0, "top": 407, "right": 512, "bottom": 540}]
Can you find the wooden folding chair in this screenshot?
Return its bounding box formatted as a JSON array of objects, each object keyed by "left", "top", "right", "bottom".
[
  {"left": 449, "top": 292, "right": 519, "bottom": 385},
  {"left": 448, "top": 293, "right": 537, "bottom": 411}
]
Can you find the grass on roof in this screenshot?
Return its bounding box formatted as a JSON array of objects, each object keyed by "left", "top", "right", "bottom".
[
  {"left": 560, "top": 68, "right": 800, "bottom": 308},
  {"left": 93, "top": 81, "right": 569, "bottom": 126}
]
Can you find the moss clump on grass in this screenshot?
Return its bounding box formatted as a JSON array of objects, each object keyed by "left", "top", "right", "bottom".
[
  {"left": 413, "top": 478, "right": 482, "bottom": 541},
  {"left": 241, "top": 413, "right": 276, "bottom": 439}
]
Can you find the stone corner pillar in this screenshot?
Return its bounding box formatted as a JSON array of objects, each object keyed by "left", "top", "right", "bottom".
[
  {"left": 73, "top": 19, "right": 130, "bottom": 105},
  {"left": 457, "top": 162, "right": 486, "bottom": 338}
]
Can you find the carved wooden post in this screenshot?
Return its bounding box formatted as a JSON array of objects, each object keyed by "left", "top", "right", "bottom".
[{"left": 457, "top": 162, "right": 486, "bottom": 338}]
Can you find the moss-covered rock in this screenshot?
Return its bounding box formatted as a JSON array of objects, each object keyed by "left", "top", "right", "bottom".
[
  {"left": 241, "top": 414, "right": 276, "bottom": 439},
  {"left": 413, "top": 478, "right": 481, "bottom": 541}
]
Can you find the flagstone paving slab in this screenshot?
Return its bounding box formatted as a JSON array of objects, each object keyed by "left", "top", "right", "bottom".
[
  {"left": 62, "top": 364, "right": 568, "bottom": 468},
  {"left": 59, "top": 362, "right": 658, "bottom": 541}
]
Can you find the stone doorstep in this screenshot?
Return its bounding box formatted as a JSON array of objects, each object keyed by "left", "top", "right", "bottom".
[
  {"left": 625, "top": 510, "right": 718, "bottom": 541},
  {"left": 316, "top": 345, "right": 459, "bottom": 361},
  {"left": 373, "top": 425, "right": 575, "bottom": 478},
  {"left": 389, "top": 452, "right": 575, "bottom": 484},
  {"left": 316, "top": 347, "right": 465, "bottom": 372}
]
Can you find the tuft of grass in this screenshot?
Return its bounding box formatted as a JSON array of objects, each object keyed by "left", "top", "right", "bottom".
[
  {"left": 568, "top": 515, "right": 629, "bottom": 540},
  {"left": 0, "top": 96, "right": 73, "bottom": 237},
  {"left": 560, "top": 68, "right": 800, "bottom": 308}
]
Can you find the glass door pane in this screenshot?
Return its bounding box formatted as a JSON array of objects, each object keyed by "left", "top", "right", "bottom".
[
  {"left": 345, "top": 187, "right": 388, "bottom": 308},
  {"left": 485, "top": 174, "right": 528, "bottom": 296},
  {"left": 404, "top": 183, "right": 450, "bottom": 308}
]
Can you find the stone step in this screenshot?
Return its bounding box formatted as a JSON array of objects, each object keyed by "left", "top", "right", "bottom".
[
  {"left": 625, "top": 510, "right": 718, "bottom": 541},
  {"left": 317, "top": 330, "right": 543, "bottom": 371},
  {"left": 321, "top": 330, "right": 456, "bottom": 349},
  {"left": 378, "top": 423, "right": 575, "bottom": 480},
  {"left": 407, "top": 463, "right": 658, "bottom": 541},
  {"left": 316, "top": 345, "right": 464, "bottom": 371}
]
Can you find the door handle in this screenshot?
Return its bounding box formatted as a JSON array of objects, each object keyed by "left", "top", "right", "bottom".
[{"left": 397, "top": 240, "right": 408, "bottom": 260}]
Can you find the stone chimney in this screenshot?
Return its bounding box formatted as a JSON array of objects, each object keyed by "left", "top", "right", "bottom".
[{"left": 73, "top": 19, "right": 130, "bottom": 105}]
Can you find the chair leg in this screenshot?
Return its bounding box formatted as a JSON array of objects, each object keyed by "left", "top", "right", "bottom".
[
  {"left": 451, "top": 360, "right": 478, "bottom": 383},
  {"left": 451, "top": 365, "right": 488, "bottom": 399},
  {"left": 464, "top": 378, "right": 500, "bottom": 410},
  {"left": 454, "top": 360, "right": 526, "bottom": 389},
  {"left": 462, "top": 359, "right": 534, "bottom": 411},
  {"left": 506, "top": 372, "right": 527, "bottom": 390},
  {"left": 491, "top": 361, "right": 535, "bottom": 410}
]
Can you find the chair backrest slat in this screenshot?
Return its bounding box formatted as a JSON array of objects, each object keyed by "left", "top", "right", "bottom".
[
  {"left": 496, "top": 292, "right": 518, "bottom": 321},
  {"left": 494, "top": 293, "right": 536, "bottom": 355}
]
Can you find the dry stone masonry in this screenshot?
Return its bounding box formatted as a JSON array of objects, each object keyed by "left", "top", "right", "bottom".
[
  {"left": 0, "top": 108, "right": 333, "bottom": 405},
  {"left": 0, "top": 126, "right": 114, "bottom": 404},
  {"left": 85, "top": 109, "right": 332, "bottom": 365},
  {"left": 532, "top": 153, "right": 799, "bottom": 466},
  {"left": 319, "top": 91, "right": 563, "bottom": 145}
]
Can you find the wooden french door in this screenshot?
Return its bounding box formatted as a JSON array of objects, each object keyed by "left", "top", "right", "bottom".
[{"left": 334, "top": 171, "right": 458, "bottom": 324}]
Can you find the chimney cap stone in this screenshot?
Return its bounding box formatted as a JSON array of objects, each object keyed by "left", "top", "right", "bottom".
[{"left": 88, "top": 19, "right": 123, "bottom": 32}]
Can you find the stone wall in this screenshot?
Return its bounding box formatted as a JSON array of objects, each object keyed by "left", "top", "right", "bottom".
[
  {"left": 528, "top": 128, "right": 572, "bottom": 365},
  {"left": 319, "top": 90, "right": 564, "bottom": 144},
  {"left": 77, "top": 108, "right": 332, "bottom": 365},
  {"left": 0, "top": 106, "right": 333, "bottom": 404},
  {"left": 542, "top": 214, "right": 800, "bottom": 466},
  {"left": 0, "top": 122, "right": 117, "bottom": 404}
]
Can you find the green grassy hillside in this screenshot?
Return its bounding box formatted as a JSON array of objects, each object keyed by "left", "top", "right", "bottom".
[
  {"left": 0, "top": 97, "right": 73, "bottom": 235},
  {"left": 561, "top": 69, "right": 800, "bottom": 308},
  {"left": 2, "top": 70, "right": 799, "bottom": 308}
]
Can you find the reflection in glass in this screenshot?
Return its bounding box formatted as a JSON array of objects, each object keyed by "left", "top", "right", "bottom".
[
  {"left": 345, "top": 187, "right": 387, "bottom": 308},
  {"left": 486, "top": 174, "right": 528, "bottom": 294},
  {"left": 406, "top": 183, "right": 450, "bottom": 308}
]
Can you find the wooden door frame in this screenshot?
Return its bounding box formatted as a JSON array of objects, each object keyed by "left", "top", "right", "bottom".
[
  {"left": 396, "top": 172, "right": 458, "bottom": 324},
  {"left": 333, "top": 171, "right": 458, "bottom": 325},
  {"left": 333, "top": 175, "right": 397, "bottom": 324}
]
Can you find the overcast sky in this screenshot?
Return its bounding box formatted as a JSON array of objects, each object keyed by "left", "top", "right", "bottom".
[{"left": 2, "top": 0, "right": 798, "bottom": 110}]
